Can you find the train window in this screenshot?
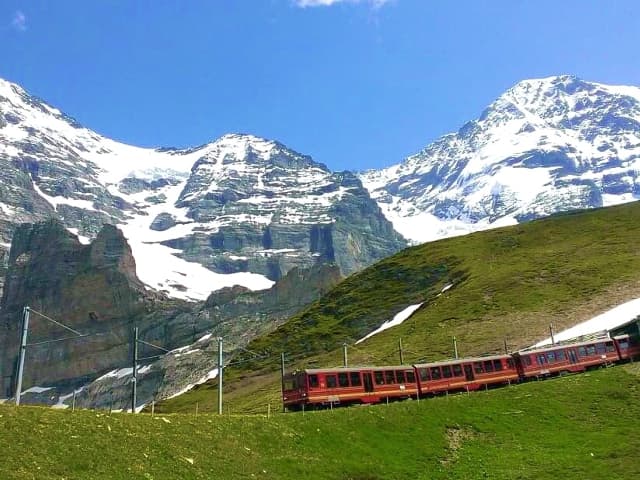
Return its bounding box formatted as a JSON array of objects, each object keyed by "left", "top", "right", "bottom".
[
  {"left": 507, "top": 358, "right": 515, "bottom": 368},
  {"left": 338, "top": 372, "right": 349, "bottom": 388},
  {"left": 606, "top": 343, "right": 616, "bottom": 353},
  {"left": 385, "top": 371, "right": 396, "bottom": 384},
  {"left": 326, "top": 375, "right": 337, "bottom": 388},
  {"left": 375, "top": 371, "right": 385, "bottom": 385},
  {"left": 546, "top": 352, "right": 556, "bottom": 362},
  {"left": 309, "top": 375, "right": 319, "bottom": 388},
  {"left": 350, "top": 372, "right": 362, "bottom": 387},
  {"left": 430, "top": 367, "right": 442, "bottom": 380},
  {"left": 474, "top": 362, "right": 484, "bottom": 374},
  {"left": 406, "top": 371, "right": 415, "bottom": 383},
  {"left": 578, "top": 347, "right": 587, "bottom": 357},
  {"left": 537, "top": 354, "right": 547, "bottom": 365},
  {"left": 442, "top": 366, "right": 453, "bottom": 378},
  {"left": 523, "top": 356, "right": 532, "bottom": 366},
  {"left": 596, "top": 344, "right": 606, "bottom": 355},
  {"left": 483, "top": 360, "right": 494, "bottom": 373},
  {"left": 587, "top": 345, "right": 596, "bottom": 356},
  {"left": 619, "top": 340, "right": 629, "bottom": 350},
  {"left": 284, "top": 379, "right": 295, "bottom": 391},
  {"left": 556, "top": 350, "right": 566, "bottom": 361},
  {"left": 493, "top": 359, "right": 503, "bottom": 371},
  {"left": 419, "top": 368, "right": 429, "bottom": 381},
  {"left": 396, "top": 370, "right": 406, "bottom": 383},
  {"left": 453, "top": 364, "right": 463, "bottom": 377}
]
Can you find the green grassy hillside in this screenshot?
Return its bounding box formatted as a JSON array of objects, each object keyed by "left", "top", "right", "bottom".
[
  {"left": 1, "top": 366, "right": 639, "bottom": 479},
  {"left": 160, "top": 202, "right": 640, "bottom": 414}
]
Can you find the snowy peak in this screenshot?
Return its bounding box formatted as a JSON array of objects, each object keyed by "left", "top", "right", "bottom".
[
  {"left": 187, "top": 133, "right": 327, "bottom": 172},
  {"left": 360, "top": 75, "right": 640, "bottom": 244},
  {"left": 0, "top": 76, "right": 405, "bottom": 301}
]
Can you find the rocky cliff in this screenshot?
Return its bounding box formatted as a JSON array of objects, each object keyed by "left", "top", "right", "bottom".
[
  {"left": 0, "top": 220, "right": 186, "bottom": 398},
  {"left": 0, "top": 220, "right": 343, "bottom": 409}
]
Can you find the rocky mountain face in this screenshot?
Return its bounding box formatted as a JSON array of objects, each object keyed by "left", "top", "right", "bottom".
[
  {"left": 78, "top": 263, "right": 343, "bottom": 411},
  {"left": 161, "top": 135, "right": 406, "bottom": 282},
  {"left": 0, "top": 77, "right": 406, "bottom": 302},
  {"left": 0, "top": 221, "right": 343, "bottom": 409},
  {"left": 0, "top": 220, "right": 164, "bottom": 398},
  {"left": 360, "top": 75, "right": 640, "bottom": 243}
]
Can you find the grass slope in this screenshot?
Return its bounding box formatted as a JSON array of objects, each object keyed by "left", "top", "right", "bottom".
[
  {"left": 160, "top": 201, "right": 640, "bottom": 414},
  {"left": 1, "top": 366, "right": 640, "bottom": 479}
]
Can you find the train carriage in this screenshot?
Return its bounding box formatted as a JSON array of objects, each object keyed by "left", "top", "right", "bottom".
[
  {"left": 282, "top": 366, "right": 418, "bottom": 410},
  {"left": 414, "top": 354, "right": 519, "bottom": 396},
  {"left": 613, "top": 334, "right": 640, "bottom": 361},
  {"left": 513, "top": 338, "right": 619, "bottom": 379}
]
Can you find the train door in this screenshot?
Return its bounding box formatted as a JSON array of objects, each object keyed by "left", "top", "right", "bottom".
[
  {"left": 568, "top": 349, "right": 578, "bottom": 364},
  {"left": 464, "top": 364, "right": 474, "bottom": 381},
  {"left": 363, "top": 372, "right": 374, "bottom": 393}
]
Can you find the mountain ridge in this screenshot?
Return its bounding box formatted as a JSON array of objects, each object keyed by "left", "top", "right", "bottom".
[
  {"left": 0, "top": 77, "right": 406, "bottom": 300},
  {"left": 359, "top": 74, "right": 640, "bottom": 243}
]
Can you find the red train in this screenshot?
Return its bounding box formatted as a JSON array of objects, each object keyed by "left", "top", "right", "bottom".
[{"left": 282, "top": 335, "right": 640, "bottom": 411}]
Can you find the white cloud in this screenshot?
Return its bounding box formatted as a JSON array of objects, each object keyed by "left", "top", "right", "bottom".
[
  {"left": 294, "top": 0, "right": 392, "bottom": 8},
  {"left": 11, "top": 11, "right": 27, "bottom": 31}
]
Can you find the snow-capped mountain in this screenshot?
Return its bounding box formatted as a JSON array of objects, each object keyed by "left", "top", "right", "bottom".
[
  {"left": 0, "top": 78, "right": 405, "bottom": 300},
  {"left": 360, "top": 75, "right": 640, "bottom": 243}
]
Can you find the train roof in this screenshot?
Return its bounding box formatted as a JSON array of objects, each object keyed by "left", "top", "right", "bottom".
[
  {"left": 298, "top": 365, "right": 414, "bottom": 374},
  {"left": 516, "top": 337, "right": 613, "bottom": 355},
  {"left": 414, "top": 354, "right": 511, "bottom": 368}
]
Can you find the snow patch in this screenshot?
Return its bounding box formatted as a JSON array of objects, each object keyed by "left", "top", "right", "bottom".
[
  {"left": 21, "top": 386, "right": 53, "bottom": 395},
  {"left": 534, "top": 298, "right": 640, "bottom": 347},
  {"left": 356, "top": 303, "right": 424, "bottom": 344},
  {"left": 166, "top": 368, "right": 219, "bottom": 400}
]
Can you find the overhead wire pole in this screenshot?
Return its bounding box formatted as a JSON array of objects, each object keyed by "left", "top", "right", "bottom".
[
  {"left": 343, "top": 343, "right": 348, "bottom": 367},
  {"left": 398, "top": 338, "right": 404, "bottom": 364},
  {"left": 131, "top": 327, "right": 139, "bottom": 413},
  {"left": 15, "top": 306, "right": 31, "bottom": 406},
  {"left": 130, "top": 329, "right": 169, "bottom": 414},
  {"left": 15, "top": 306, "right": 86, "bottom": 407},
  {"left": 280, "top": 352, "right": 286, "bottom": 413},
  {"left": 217, "top": 337, "right": 223, "bottom": 415}
]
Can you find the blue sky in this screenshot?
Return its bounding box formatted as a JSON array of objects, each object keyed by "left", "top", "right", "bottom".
[{"left": 1, "top": 1, "right": 639, "bottom": 171}]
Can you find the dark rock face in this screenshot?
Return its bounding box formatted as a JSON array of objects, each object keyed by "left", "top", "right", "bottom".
[
  {"left": 0, "top": 220, "right": 344, "bottom": 409},
  {"left": 0, "top": 221, "right": 163, "bottom": 398},
  {"left": 68, "top": 263, "right": 342, "bottom": 410},
  {"left": 205, "top": 263, "right": 343, "bottom": 341}
]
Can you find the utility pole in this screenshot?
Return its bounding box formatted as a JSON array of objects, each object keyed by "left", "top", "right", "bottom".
[
  {"left": 453, "top": 336, "right": 459, "bottom": 359},
  {"left": 15, "top": 306, "right": 30, "bottom": 406},
  {"left": 398, "top": 338, "right": 404, "bottom": 364},
  {"left": 131, "top": 326, "right": 139, "bottom": 413},
  {"left": 503, "top": 338, "right": 508, "bottom": 355},
  {"left": 549, "top": 323, "right": 556, "bottom": 345},
  {"left": 343, "top": 343, "right": 348, "bottom": 367},
  {"left": 280, "top": 352, "right": 286, "bottom": 413},
  {"left": 217, "top": 337, "right": 223, "bottom": 415}
]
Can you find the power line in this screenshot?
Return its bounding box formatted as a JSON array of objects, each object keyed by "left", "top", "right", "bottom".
[
  {"left": 29, "top": 307, "right": 83, "bottom": 336},
  {"left": 137, "top": 338, "right": 170, "bottom": 353},
  {"left": 26, "top": 334, "right": 92, "bottom": 347}
]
